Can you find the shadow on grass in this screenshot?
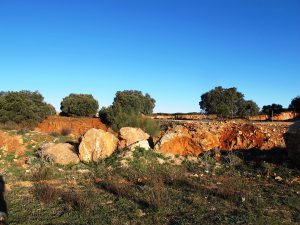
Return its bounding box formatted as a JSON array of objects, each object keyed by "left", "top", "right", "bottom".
[{"left": 221, "top": 148, "right": 298, "bottom": 169}]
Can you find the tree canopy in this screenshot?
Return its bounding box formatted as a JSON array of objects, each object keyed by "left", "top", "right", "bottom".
[
  {"left": 289, "top": 96, "right": 300, "bottom": 113},
  {"left": 60, "top": 94, "right": 99, "bottom": 117},
  {"left": 199, "top": 86, "right": 259, "bottom": 117},
  {"left": 261, "top": 104, "right": 284, "bottom": 116},
  {"left": 99, "top": 90, "right": 159, "bottom": 135},
  {"left": 112, "top": 90, "right": 155, "bottom": 115},
  {"left": 0, "top": 90, "right": 56, "bottom": 126}
]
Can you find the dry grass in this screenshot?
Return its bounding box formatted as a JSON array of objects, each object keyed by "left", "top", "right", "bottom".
[
  {"left": 31, "top": 166, "right": 50, "bottom": 182},
  {"left": 33, "top": 182, "right": 57, "bottom": 204},
  {"left": 59, "top": 190, "right": 88, "bottom": 211}
]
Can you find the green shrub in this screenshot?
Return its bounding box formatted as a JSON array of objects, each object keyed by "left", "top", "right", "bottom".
[
  {"left": 60, "top": 94, "right": 99, "bottom": 117},
  {"left": 109, "top": 111, "right": 159, "bottom": 136},
  {"left": 99, "top": 90, "right": 159, "bottom": 136},
  {"left": 0, "top": 90, "right": 56, "bottom": 128}
]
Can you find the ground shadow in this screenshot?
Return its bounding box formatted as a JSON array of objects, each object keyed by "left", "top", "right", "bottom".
[
  {"left": 221, "top": 147, "right": 297, "bottom": 169},
  {"left": 0, "top": 176, "right": 7, "bottom": 225},
  {"left": 66, "top": 141, "right": 80, "bottom": 155}
]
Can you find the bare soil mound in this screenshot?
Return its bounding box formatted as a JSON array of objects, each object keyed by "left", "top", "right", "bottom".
[
  {"left": 0, "top": 131, "right": 25, "bottom": 156},
  {"left": 35, "top": 116, "right": 107, "bottom": 136}
]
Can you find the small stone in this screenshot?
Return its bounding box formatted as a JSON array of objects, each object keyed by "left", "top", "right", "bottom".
[{"left": 138, "top": 209, "right": 146, "bottom": 217}]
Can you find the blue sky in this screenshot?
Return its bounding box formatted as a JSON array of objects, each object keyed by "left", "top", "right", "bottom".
[{"left": 0, "top": 0, "right": 299, "bottom": 113}]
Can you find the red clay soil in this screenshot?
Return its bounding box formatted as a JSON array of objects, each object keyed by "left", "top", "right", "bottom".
[
  {"left": 155, "top": 121, "right": 289, "bottom": 155},
  {"left": 0, "top": 131, "right": 25, "bottom": 156},
  {"left": 220, "top": 124, "right": 266, "bottom": 150},
  {"left": 35, "top": 116, "right": 107, "bottom": 136},
  {"left": 157, "top": 136, "right": 203, "bottom": 156}
]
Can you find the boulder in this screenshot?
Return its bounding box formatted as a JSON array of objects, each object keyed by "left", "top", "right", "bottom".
[
  {"left": 79, "top": 128, "right": 118, "bottom": 162},
  {"left": 129, "top": 140, "right": 150, "bottom": 151},
  {"left": 154, "top": 129, "right": 202, "bottom": 156},
  {"left": 41, "top": 143, "right": 80, "bottom": 165},
  {"left": 119, "top": 127, "right": 150, "bottom": 149},
  {"left": 284, "top": 122, "right": 300, "bottom": 167},
  {"left": 154, "top": 125, "right": 216, "bottom": 156}
]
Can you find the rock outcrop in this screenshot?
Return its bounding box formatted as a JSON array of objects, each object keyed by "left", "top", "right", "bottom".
[
  {"left": 249, "top": 111, "right": 299, "bottom": 121},
  {"left": 40, "top": 143, "right": 80, "bottom": 165},
  {"left": 118, "top": 127, "right": 150, "bottom": 149},
  {"left": 272, "top": 112, "right": 299, "bottom": 121},
  {"left": 284, "top": 122, "right": 300, "bottom": 167},
  {"left": 154, "top": 126, "right": 202, "bottom": 155},
  {"left": 248, "top": 115, "right": 269, "bottom": 121},
  {"left": 79, "top": 129, "right": 118, "bottom": 162},
  {"left": 155, "top": 121, "right": 289, "bottom": 156}
]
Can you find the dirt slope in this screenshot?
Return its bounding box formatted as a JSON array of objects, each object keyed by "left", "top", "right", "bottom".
[{"left": 35, "top": 116, "right": 107, "bottom": 136}]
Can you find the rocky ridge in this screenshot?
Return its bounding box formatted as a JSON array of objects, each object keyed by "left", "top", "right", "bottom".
[{"left": 154, "top": 121, "right": 289, "bottom": 155}]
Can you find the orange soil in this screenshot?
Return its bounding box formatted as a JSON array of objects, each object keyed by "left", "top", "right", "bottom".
[{"left": 35, "top": 116, "right": 107, "bottom": 136}]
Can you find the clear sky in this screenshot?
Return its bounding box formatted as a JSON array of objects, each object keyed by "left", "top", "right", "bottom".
[{"left": 0, "top": 0, "right": 299, "bottom": 113}]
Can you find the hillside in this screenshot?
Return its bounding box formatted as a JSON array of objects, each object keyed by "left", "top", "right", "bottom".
[{"left": 0, "top": 119, "right": 299, "bottom": 224}]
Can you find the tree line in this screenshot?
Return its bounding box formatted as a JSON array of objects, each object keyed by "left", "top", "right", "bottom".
[
  {"left": 199, "top": 86, "right": 300, "bottom": 118},
  {"left": 0, "top": 87, "right": 299, "bottom": 130},
  {"left": 0, "top": 90, "right": 159, "bottom": 135}
]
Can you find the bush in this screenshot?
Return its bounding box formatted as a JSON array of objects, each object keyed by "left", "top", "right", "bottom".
[
  {"left": 60, "top": 94, "right": 99, "bottom": 117},
  {"left": 99, "top": 90, "right": 159, "bottom": 136},
  {"left": 0, "top": 91, "right": 56, "bottom": 128},
  {"left": 33, "top": 182, "right": 57, "bottom": 204}
]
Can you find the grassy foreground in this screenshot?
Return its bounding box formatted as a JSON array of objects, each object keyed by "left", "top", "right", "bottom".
[{"left": 2, "top": 139, "right": 299, "bottom": 225}]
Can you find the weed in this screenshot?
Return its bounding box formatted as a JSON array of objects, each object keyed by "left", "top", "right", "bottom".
[
  {"left": 3, "top": 152, "right": 15, "bottom": 163},
  {"left": 144, "top": 177, "right": 167, "bottom": 209},
  {"left": 59, "top": 190, "right": 88, "bottom": 212},
  {"left": 7, "top": 165, "right": 23, "bottom": 177},
  {"left": 133, "top": 147, "right": 163, "bottom": 161},
  {"left": 98, "top": 176, "right": 133, "bottom": 199},
  {"left": 33, "top": 182, "right": 57, "bottom": 204},
  {"left": 16, "top": 129, "right": 29, "bottom": 135},
  {"left": 31, "top": 166, "right": 50, "bottom": 181},
  {"left": 49, "top": 132, "right": 60, "bottom": 137}
]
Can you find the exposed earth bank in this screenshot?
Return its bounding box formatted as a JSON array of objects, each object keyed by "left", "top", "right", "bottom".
[
  {"left": 35, "top": 116, "right": 107, "bottom": 136},
  {"left": 154, "top": 121, "right": 291, "bottom": 156}
]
